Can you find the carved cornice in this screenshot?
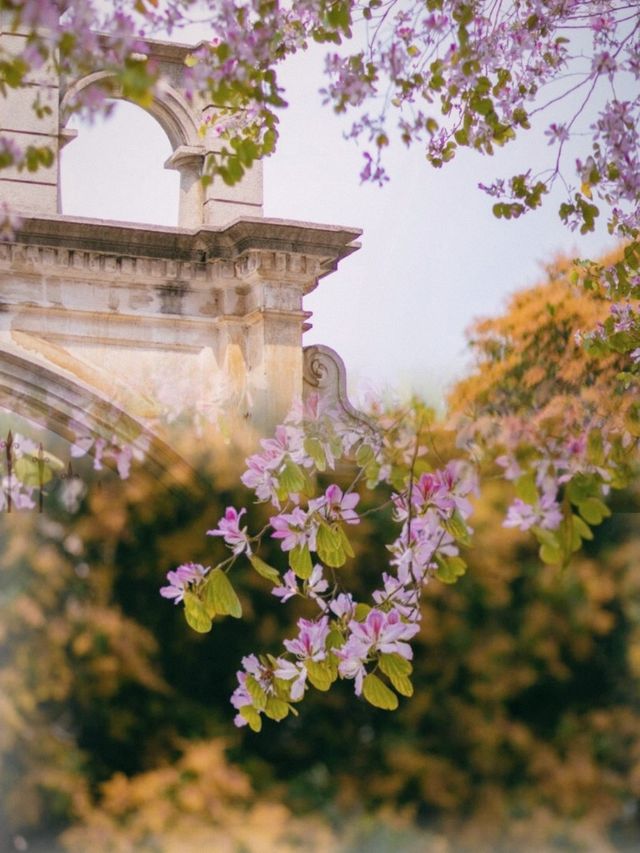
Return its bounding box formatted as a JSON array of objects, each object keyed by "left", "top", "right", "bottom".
[
  {"left": 3, "top": 216, "right": 360, "bottom": 301},
  {"left": 0, "top": 241, "right": 321, "bottom": 287},
  {"left": 14, "top": 214, "right": 361, "bottom": 272}
]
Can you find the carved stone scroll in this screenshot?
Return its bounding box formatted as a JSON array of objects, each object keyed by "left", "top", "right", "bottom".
[{"left": 302, "top": 344, "right": 377, "bottom": 438}]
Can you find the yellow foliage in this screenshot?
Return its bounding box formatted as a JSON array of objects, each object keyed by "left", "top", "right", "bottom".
[{"left": 61, "top": 740, "right": 337, "bottom": 853}]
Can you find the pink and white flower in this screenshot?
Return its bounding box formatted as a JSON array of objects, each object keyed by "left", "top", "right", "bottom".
[
  {"left": 160, "top": 562, "right": 209, "bottom": 604},
  {"left": 272, "top": 569, "right": 299, "bottom": 603},
  {"left": 283, "top": 616, "right": 330, "bottom": 662},
  {"left": 270, "top": 507, "right": 318, "bottom": 552},
  {"left": 310, "top": 483, "right": 360, "bottom": 525},
  {"left": 273, "top": 658, "right": 307, "bottom": 700},
  {"left": 207, "top": 506, "right": 251, "bottom": 556}
]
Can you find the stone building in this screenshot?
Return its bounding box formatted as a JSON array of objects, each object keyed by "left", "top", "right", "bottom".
[{"left": 0, "top": 25, "right": 364, "bottom": 475}]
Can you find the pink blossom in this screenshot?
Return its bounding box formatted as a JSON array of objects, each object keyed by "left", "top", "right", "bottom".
[
  {"left": 310, "top": 483, "right": 360, "bottom": 524},
  {"left": 241, "top": 452, "right": 280, "bottom": 504},
  {"left": 545, "top": 123, "right": 569, "bottom": 145},
  {"left": 270, "top": 507, "right": 317, "bottom": 552},
  {"left": 611, "top": 303, "right": 634, "bottom": 333},
  {"left": 329, "top": 592, "right": 356, "bottom": 620},
  {"left": 503, "top": 489, "right": 562, "bottom": 532},
  {"left": 0, "top": 477, "right": 36, "bottom": 512},
  {"left": 496, "top": 454, "right": 522, "bottom": 481},
  {"left": 207, "top": 507, "right": 250, "bottom": 556},
  {"left": 160, "top": 563, "right": 209, "bottom": 604},
  {"left": 273, "top": 658, "right": 307, "bottom": 700},
  {"left": 337, "top": 649, "right": 367, "bottom": 696},
  {"left": 373, "top": 573, "right": 420, "bottom": 620},
  {"left": 272, "top": 569, "right": 298, "bottom": 603},
  {"left": 283, "top": 617, "right": 330, "bottom": 662},
  {"left": 231, "top": 654, "right": 273, "bottom": 726},
  {"left": 306, "top": 564, "right": 329, "bottom": 608},
  {"left": 347, "top": 608, "right": 419, "bottom": 662}
]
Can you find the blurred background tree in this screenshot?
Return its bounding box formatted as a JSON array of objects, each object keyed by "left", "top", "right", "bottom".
[{"left": 1, "top": 255, "right": 639, "bottom": 853}]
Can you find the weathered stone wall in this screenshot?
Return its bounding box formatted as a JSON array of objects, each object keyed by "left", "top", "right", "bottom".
[{"left": 0, "top": 215, "right": 360, "bottom": 440}]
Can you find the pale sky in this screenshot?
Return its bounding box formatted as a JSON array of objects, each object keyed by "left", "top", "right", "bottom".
[{"left": 61, "top": 41, "right": 618, "bottom": 408}]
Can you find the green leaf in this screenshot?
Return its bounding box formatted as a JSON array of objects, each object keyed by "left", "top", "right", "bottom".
[
  {"left": 378, "top": 653, "right": 412, "bottom": 679},
  {"left": 14, "top": 454, "right": 60, "bottom": 487},
  {"left": 388, "top": 673, "right": 413, "bottom": 697},
  {"left": 245, "top": 675, "right": 267, "bottom": 711},
  {"left": 435, "top": 554, "right": 467, "bottom": 584},
  {"left": 515, "top": 472, "right": 538, "bottom": 504},
  {"left": 354, "top": 603, "right": 371, "bottom": 621},
  {"left": 249, "top": 554, "right": 280, "bottom": 585},
  {"left": 337, "top": 524, "right": 355, "bottom": 559},
  {"left": 239, "top": 705, "right": 262, "bottom": 732},
  {"left": 326, "top": 628, "right": 344, "bottom": 650},
  {"left": 183, "top": 591, "right": 213, "bottom": 633},
  {"left": 279, "top": 458, "right": 306, "bottom": 494},
  {"left": 539, "top": 542, "right": 563, "bottom": 565},
  {"left": 625, "top": 402, "right": 640, "bottom": 437},
  {"left": 578, "top": 497, "right": 611, "bottom": 526},
  {"left": 264, "top": 696, "right": 290, "bottom": 721},
  {"left": 572, "top": 514, "right": 594, "bottom": 541},
  {"left": 362, "top": 674, "right": 399, "bottom": 710},
  {"left": 356, "top": 443, "right": 375, "bottom": 467},
  {"left": 317, "top": 522, "right": 346, "bottom": 568},
  {"left": 425, "top": 117, "right": 439, "bottom": 135},
  {"left": 443, "top": 510, "right": 471, "bottom": 546},
  {"left": 203, "top": 568, "right": 242, "bottom": 618},
  {"left": 567, "top": 474, "right": 598, "bottom": 505},
  {"left": 587, "top": 430, "right": 605, "bottom": 465},
  {"left": 305, "top": 660, "right": 333, "bottom": 691},
  {"left": 289, "top": 543, "right": 313, "bottom": 579},
  {"left": 304, "top": 437, "right": 326, "bottom": 471}
]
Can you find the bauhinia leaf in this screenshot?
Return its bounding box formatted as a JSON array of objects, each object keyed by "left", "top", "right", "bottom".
[
  {"left": 245, "top": 675, "right": 267, "bottom": 711},
  {"left": 239, "top": 705, "right": 262, "bottom": 732},
  {"left": 305, "top": 659, "right": 334, "bottom": 691},
  {"left": 317, "top": 522, "right": 346, "bottom": 568},
  {"left": 264, "top": 696, "right": 290, "bottom": 721},
  {"left": 435, "top": 554, "right": 467, "bottom": 584},
  {"left": 388, "top": 673, "right": 413, "bottom": 697},
  {"left": 249, "top": 554, "right": 281, "bottom": 585},
  {"left": 203, "top": 567, "right": 242, "bottom": 618},
  {"left": 183, "top": 591, "right": 213, "bottom": 634},
  {"left": 289, "top": 543, "right": 313, "bottom": 579},
  {"left": 362, "top": 673, "right": 399, "bottom": 710},
  {"left": 378, "top": 652, "right": 413, "bottom": 679}
]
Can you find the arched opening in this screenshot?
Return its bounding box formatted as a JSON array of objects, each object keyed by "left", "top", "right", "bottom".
[{"left": 60, "top": 99, "right": 181, "bottom": 226}]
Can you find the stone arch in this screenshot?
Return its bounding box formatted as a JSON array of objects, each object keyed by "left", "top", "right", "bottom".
[
  {"left": 0, "top": 348, "right": 198, "bottom": 493},
  {"left": 0, "top": 30, "right": 264, "bottom": 226},
  {"left": 60, "top": 72, "right": 203, "bottom": 151},
  {"left": 60, "top": 69, "right": 207, "bottom": 227}
]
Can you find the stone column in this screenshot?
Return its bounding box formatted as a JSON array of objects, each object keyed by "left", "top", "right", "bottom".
[
  {"left": 200, "top": 106, "right": 264, "bottom": 226},
  {"left": 235, "top": 254, "right": 315, "bottom": 432},
  {"left": 0, "top": 16, "right": 61, "bottom": 215},
  {"left": 202, "top": 160, "right": 264, "bottom": 226},
  {"left": 164, "top": 145, "right": 206, "bottom": 229}
]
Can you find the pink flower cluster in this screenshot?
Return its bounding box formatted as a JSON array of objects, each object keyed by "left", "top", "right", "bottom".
[{"left": 227, "top": 402, "right": 478, "bottom": 728}]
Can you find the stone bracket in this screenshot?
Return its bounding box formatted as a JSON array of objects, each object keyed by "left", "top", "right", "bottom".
[{"left": 303, "top": 344, "right": 377, "bottom": 438}]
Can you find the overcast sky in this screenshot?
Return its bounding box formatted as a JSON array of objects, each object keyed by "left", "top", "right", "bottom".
[{"left": 61, "top": 40, "right": 619, "bottom": 408}]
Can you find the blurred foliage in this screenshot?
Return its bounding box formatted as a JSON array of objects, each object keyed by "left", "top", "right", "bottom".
[
  {"left": 1, "top": 261, "right": 640, "bottom": 852},
  {"left": 449, "top": 249, "right": 631, "bottom": 424}
]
